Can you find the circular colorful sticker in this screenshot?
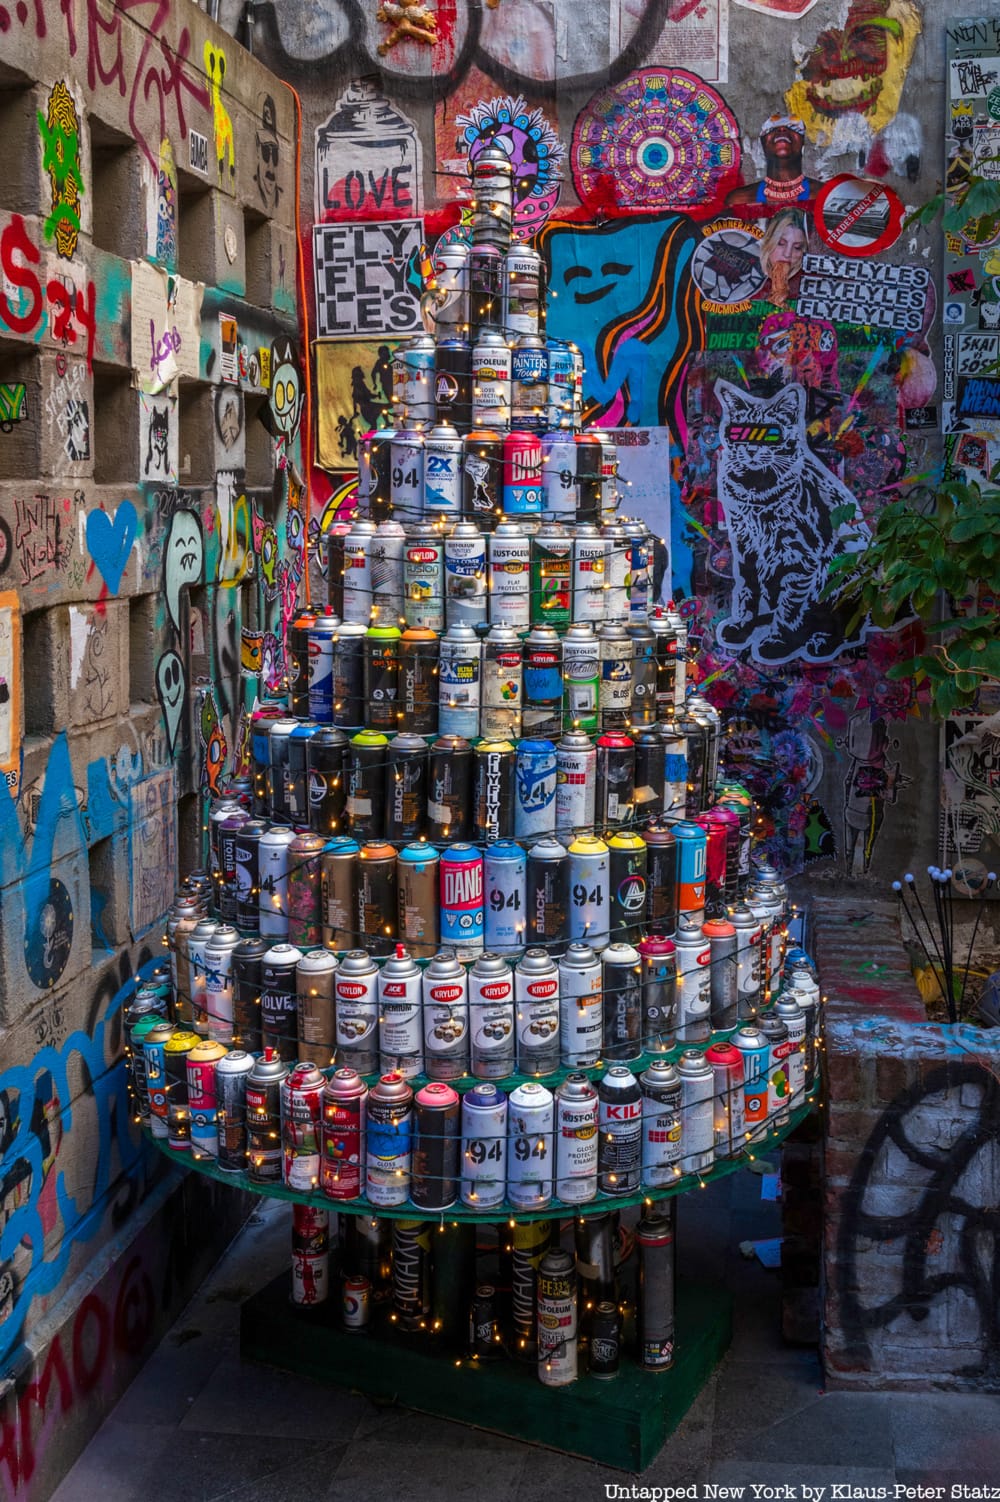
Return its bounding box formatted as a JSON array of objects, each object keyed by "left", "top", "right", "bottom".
[
  {"left": 813, "top": 174, "right": 904, "bottom": 257},
  {"left": 571, "top": 69, "right": 741, "bottom": 214},
  {"left": 455, "top": 94, "right": 564, "bottom": 239},
  {"left": 692, "top": 219, "right": 765, "bottom": 308},
  {"left": 24, "top": 877, "right": 74, "bottom": 989}
]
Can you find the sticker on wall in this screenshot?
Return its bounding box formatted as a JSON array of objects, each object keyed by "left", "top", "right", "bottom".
[
  {"left": 733, "top": 0, "right": 820, "bottom": 17},
  {"left": 451, "top": 93, "right": 564, "bottom": 240},
  {"left": 140, "top": 393, "right": 178, "bottom": 484},
  {"left": 941, "top": 712, "right": 1000, "bottom": 873},
  {"left": 726, "top": 114, "right": 820, "bottom": 214},
  {"left": 254, "top": 92, "right": 283, "bottom": 213},
  {"left": 313, "top": 219, "right": 424, "bottom": 338},
  {"left": 39, "top": 80, "right": 83, "bottom": 259},
  {"left": 315, "top": 80, "right": 423, "bottom": 222},
  {"left": 315, "top": 339, "right": 397, "bottom": 469},
  {"left": 797, "top": 252, "right": 929, "bottom": 332},
  {"left": 270, "top": 340, "right": 304, "bottom": 444},
  {"left": 146, "top": 137, "right": 178, "bottom": 269},
  {"left": 614, "top": 0, "right": 729, "bottom": 84},
  {"left": 214, "top": 385, "right": 245, "bottom": 465},
  {"left": 219, "top": 314, "right": 240, "bottom": 382},
  {"left": 24, "top": 877, "right": 74, "bottom": 989},
  {"left": 0, "top": 591, "right": 21, "bottom": 799},
  {"left": 132, "top": 260, "right": 178, "bottom": 394},
  {"left": 813, "top": 174, "right": 904, "bottom": 256},
  {"left": 785, "top": 0, "right": 923, "bottom": 149},
  {"left": 164, "top": 509, "right": 204, "bottom": 633},
  {"left": 571, "top": 70, "right": 741, "bottom": 216},
  {"left": 692, "top": 220, "right": 765, "bottom": 309}
]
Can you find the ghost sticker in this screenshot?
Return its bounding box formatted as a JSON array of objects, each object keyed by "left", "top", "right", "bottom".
[
  {"left": 156, "top": 650, "right": 187, "bottom": 754},
  {"left": 164, "top": 510, "right": 204, "bottom": 634},
  {"left": 269, "top": 340, "right": 303, "bottom": 443}
]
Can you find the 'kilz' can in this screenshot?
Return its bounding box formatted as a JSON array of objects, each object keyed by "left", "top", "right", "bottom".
[
  {"left": 422, "top": 949, "right": 470, "bottom": 1080},
  {"left": 439, "top": 844, "right": 484, "bottom": 958},
  {"left": 321, "top": 1067, "right": 367, "bottom": 1201},
  {"left": 507, "top": 1082, "right": 554, "bottom": 1210},
  {"left": 461, "top": 1083, "right": 508, "bottom": 1209},
  {"left": 597, "top": 1065, "right": 642, "bottom": 1195},
  {"left": 537, "top": 1248, "right": 577, "bottom": 1387},
  {"left": 468, "top": 953, "right": 516, "bottom": 1079},
  {"left": 558, "top": 943, "right": 603, "bottom": 1068},
  {"left": 555, "top": 1073, "right": 599, "bottom": 1204},
  {"left": 366, "top": 1071, "right": 414, "bottom": 1208},
  {"left": 640, "top": 1059, "right": 682, "bottom": 1187},
  {"left": 412, "top": 1082, "right": 461, "bottom": 1210},
  {"left": 484, "top": 841, "right": 526, "bottom": 956},
  {"left": 515, "top": 949, "right": 560, "bottom": 1076}
]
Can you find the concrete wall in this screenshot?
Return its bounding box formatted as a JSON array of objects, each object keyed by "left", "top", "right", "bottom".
[
  {"left": 0, "top": 2, "right": 300, "bottom": 1493},
  {"left": 222, "top": 0, "right": 967, "bottom": 888}
]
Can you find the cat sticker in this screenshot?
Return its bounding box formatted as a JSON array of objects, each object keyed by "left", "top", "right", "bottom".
[{"left": 714, "top": 380, "right": 870, "bottom": 665}]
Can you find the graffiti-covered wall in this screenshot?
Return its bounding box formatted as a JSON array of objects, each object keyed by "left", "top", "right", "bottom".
[
  {"left": 0, "top": 2, "right": 299, "bottom": 1492},
  {"left": 226, "top": 0, "right": 954, "bottom": 884}
]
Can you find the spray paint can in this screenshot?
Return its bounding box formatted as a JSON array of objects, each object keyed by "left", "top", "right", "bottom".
[
  {"left": 143, "top": 1019, "right": 176, "bottom": 1140},
  {"left": 396, "top": 842, "right": 440, "bottom": 959},
  {"left": 567, "top": 834, "right": 610, "bottom": 949},
  {"left": 730, "top": 902, "right": 763, "bottom": 1019},
  {"left": 660, "top": 714, "right": 687, "bottom": 817},
  {"left": 502, "top": 430, "right": 543, "bottom": 514},
  {"left": 731, "top": 1025, "right": 770, "bottom": 1142},
  {"left": 537, "top": 1248, "right": 577, "bottom": 1387},
  {"left": 412, "top": 1082, "right": 461, "bottom": 1211},
  {"left": 187, "top": 1039, "right": 226, "bottom": 1161},
  {"left": 332, "top": 621, "right": 368, "bottom": 730},
  {"left": 481, "top": 625, "right": 523, "bottom": 740},
  {"left": 556, "top": 731, "right": 596, "bottom": 838},
  {"left": 343, "top": 518, "right": 376, "bottom": 624},
  {"left": 321, "top": 836, "right": 359, "bottom": 951},
  {"left": 471, "top": 328, "right": 512, "bottom": 428},
  {"left": 296, "top": 949, "right": 338, "bottom": 1068},
  {"left": 288, "top": 722, "right": 321, "bottom": 823},
  {"left": 427, "top": 735, "right": 473, "bottom": 842},
  {"left": 633, "top": 726, "right": 665, "bottom": 822},
  {"left": 460, "top": 1083, "right": 508, "bottom": 1209},
  {"left": 384, "top": 733, "right": 428, "bottom": 844},
  {"left": 522, "top": 626, "right": 563, "bottom": 738},
  {"left": 390, "top": 431, "right": 424, "bottom": 523},
  {"left": 422, "top": 949, "right": 470, "bottom": 1080},
  {"left": 674, "top": 821, "right": 708, "bottom": 919},
  {"left": 366, "top": 1071, "right": 414, "bottom": 1208},
  {"left": 232, "top": 936, "right": 266, "bottom": 1053},
  {"left": 512, "top": 1220, "right": 552, "bottom": 1358},
  {"left": 774, "top": 992, "right": 807, "bottom": 1108},
  {"left": 394, "top": 333, "right": 436, "bottom": 426},
  {"left": 281, "top": 1061, "right": 325, "bottom": 1191},
  {"left": 335, "top": 950, "right": 380, "bottom": 1075},
  {"left": 484, "top": 840, "right": 527, "bottom": 957},
  {"left": 364, "top": 624, "right": 401, "bottom": 733},
  {"left": 204, "top": 924, "right": 239, "bottom": 1044},
  {"left": 703, "top": 915, "right": 738, "bottom": 1031},
  {"left": 555, "top": 1073, "right": 599, "bottom": 1204},
  {"left": 505, "top": 249, "right": 544, "bottom": 336},
  {"left": 261, "top": 943, "right": 302, "bottom": 1061},
  {"left": 626, "top": 521, "right": 652, "bottom": 620},
  {"left": 399, "top": 627, "right": 438, "bottom": 734},
  {"left": 515, "top": 738, "right": 557, "bottom": 840},
  {"left": 705, "top": 1041, "right": 746, "bottom": 1158},
  {"left": 307, "top": 613, "right": 340, "bottom": 724},
  {"left": 598, "top": 624, "right": 633, "bottom": 731},
  {"left": 348, "top": 730, "right": 389, "bottom": 841},
  {"left": 608, "top": 832, "right": 648, "bottom": 944},
  {"left": 423, "top": 423, "right": 464, "bottom": 515},
  {"left": 431, "top": 241, "right": 470, "bottom": 334},
  {"left": 640, "top": 1059, "right": 682, "bottom": 1187},
  {"left": 287, "top": 832, "right": 325, "bottom": 951},
  {"left": 759, "top": 1011, "right": 792, "bottom": 1128},
  {"left": 694, "top": 810, "right": 728, "bottom": 918},
  {"left": 246, "top": 1047, "right": 289, "bottom": 1184},
  {"left": 638, "top": 935, "right": 678, "bottom": 1053},
  {"left": 558, "top": 943, "right": 603, "bottom": 1068},
  {"left": 403, "top": 522, "right": 445, "bottom": 632},
  {"left": 187, "top": 918, "right": 220, "bottom": 1036},
  {"left": 525, "top": 837, "right": 569, "bottom": 950},
  {"left": 469, "top": 237, "right": 506, "bottom": 319},
  {"left": 308, "top": 728, "right": 349, "bottom": 840},
  {"left": 643, "top": 822, "right": 677, "bottom": 935},
  {"left": 288, "top": 609, "right": 317, "bottom": 718},
  {"left": 258, "top": 829, "right": 295, "bottom": 941},
  {"left": 600, "top": 524, "right": 630, "bottom": 624},
  {"left": 445, "top": 521, "right": 488, "bottom": 627},
  {"left": 321, "top": 1067, "right": 367, "bottom": 1202},
  {"left": 371, "top": 518, "right": 406, "bottom": 627},
  {"left": 438, "top": 624, "right": 481, "bottom": 741},
  {"left": 596, "top": 733, "right": 635, "bottom": 830},
  {"left": 637, "top": 1210, "right": 676, "bottom": 1370},
  {"left": 545, "top": 343, "right": 575, "bottom": 428},
  {"left": 601, "top": 942, "right": 642, "bottom": 1062},
  {"left": 507, "top": 1082, "right": 554, "bottom": 1211},
  {"left": 462, "top": 429, "right": 501, "bottom": 521},
  {"left": 291, "top": 1204, "right": 330, "bottom": 1308},
  {"left": 515, "top": 948, "right": 560, "bottom": 1076},
  {"left": 439, "top": 844, "right": 484, "bottom": 959},
  {"left": 561, "top": 623, "right": 600, "bottom": 735},
  {"left": 677, "top": 1049, "right": 715, "bottom": 1176},
  {"left": 541, "top": 431, "right": 577, "bottom": 520},
  {"left": 468, "top": 953, "right": 516, "bottom": 1079},
  {"left": 674, "top": 916, "right": 711, "bottom": 1046},
  {"left": 530, "top": 526, "right": 571, "bottom": 631},
  {"left": 216, "top": 1048, "right": 254, "bottom": 1172},
  {"left": 474, "top": 739, "right": 516, "bottom": 843},
  {"left": 597, "top": 1066, "right": 642, "bottom": 1195},
  {"left": 488, "top": 520, "right": 530, "bottom": 630},
  {"left": 357, "top": 840, "right": 397, "bottom": 957},
  {"left": 572, "top": 524, "right": 608, "bottom": 623},
  {"left": 434, "top": 335, "right": 472, "bottom": 427}
]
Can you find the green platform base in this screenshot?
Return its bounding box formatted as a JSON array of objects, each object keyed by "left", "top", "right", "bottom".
[{"left": 241, "top": 1274, "right": 732, "bottom": 1471}]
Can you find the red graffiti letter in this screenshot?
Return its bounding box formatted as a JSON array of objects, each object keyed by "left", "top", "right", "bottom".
[{"left": 0, "top": 215, "right": 42, "bottom": 336}]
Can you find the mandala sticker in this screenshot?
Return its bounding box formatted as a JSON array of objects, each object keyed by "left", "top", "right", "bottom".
[
  {"left": 454, "top": 93, "right": 564, "bottom": 239},
  {"left": 571, "top": 69, "right": 741, "bottom": 215}
]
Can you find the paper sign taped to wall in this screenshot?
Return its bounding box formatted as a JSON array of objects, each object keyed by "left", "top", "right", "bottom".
[{"left": 131, "top": 260, "right": 177, "bottom": 394}]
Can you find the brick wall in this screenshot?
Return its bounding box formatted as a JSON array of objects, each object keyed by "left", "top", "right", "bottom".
[
  {"left": 816, "top": 896, "right": 1000, "bottom": 1390},
  {"left": 0, "top": 3, "right": 301, "bottom": 1493}
]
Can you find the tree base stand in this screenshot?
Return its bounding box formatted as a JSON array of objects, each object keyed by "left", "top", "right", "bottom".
[{"left": 240, "top": 1273, "right": 732, "bottom": 1471}]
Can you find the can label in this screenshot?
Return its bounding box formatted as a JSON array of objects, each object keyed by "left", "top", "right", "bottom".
[
  {"left": 440, "top": 854, "right": 484, "bottom": 952},
  {"left": 469, "top": 978, "right": 516, "bottom": 1078},
  {"left": 642, "top": 1092, "right": 682, "bottom": 1179},
  {"left": 556, "top": 1099, "right": 598, "bottom": 1198},
  {"left": 321, "top": 1097, "right": 363, "bottom": 1199},
  {"left": 424, "top": 441, "right": 463, "bottom": 513},
  {"left": 283, "top": 1085, "right": 322, "bottom": 1191},
  {"left": 489, "top": 541, "right": 530, "bottom": 628}
]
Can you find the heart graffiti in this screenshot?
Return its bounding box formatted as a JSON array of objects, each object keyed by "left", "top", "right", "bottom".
[{"left": 86, "top": 501, "right": 138, "bottom": 595}]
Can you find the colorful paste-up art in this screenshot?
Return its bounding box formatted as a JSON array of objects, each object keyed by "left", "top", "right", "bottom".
[
  {"left": 941, "top": 712, "right": 1000, "bottom": 879},
  {"left": 269, "top": 340, "right": 304, "bottom": 445},
  {"left": 451, "top": 93, "right": 564, "bottom": 240},
  {"left": 376, "top": 0, "right": 438, "bottom": 54},
  {"left": 571, "top": 70, "right": 741, "bottom": 218},
  {"left": 614, "top": 0, "right": 729, "bottom": 85},
  {"left": 315, "top": 81, "right": 423, "bottom": 222},
  {"left": 39, "top": 81, "right": 83, "bottom": 259},
  {"left": 944, "top": 23, "right": 1000, "bottom": 471},
  {"left": 812, "top": 174, "right": 905, "bottom": 257},
  {"left": 315, "top": 340, "right": 397, "bottom": 469},
  {"left": 601, "top": 428, "right": 673, "bottom": 604},
  {"left": 537, "top": 213, "right": 704, "bottom": 437},
  {"left": 140, "top": 394, "right": 177, "bottom": 485},
  {"left": 727, "top": 114, "right": 821, "bottom": 217},
  {"left": 785, "top": 0, "right": 923, "bottom": 151},
  {"left": 692, "top": 220, "right": 766, "bottom": 310},
  {"left": 153, "top": 137, "right": 178, "bottom": 269},
  {"left": 313, "top": 218, "right": 424, "bottom": 338}
]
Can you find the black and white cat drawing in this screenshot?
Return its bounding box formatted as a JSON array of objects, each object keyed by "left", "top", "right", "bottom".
[{"left": 714, "top": 380, "right": 870, "bottom": 665}]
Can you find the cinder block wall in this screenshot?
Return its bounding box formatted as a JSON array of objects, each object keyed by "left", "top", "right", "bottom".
[
  {"left": 0, "top": 5, "right": 302, "bottom": 1495},
  {"left": 816, "top": 896, "right": 1000, "bottom": 1390}
]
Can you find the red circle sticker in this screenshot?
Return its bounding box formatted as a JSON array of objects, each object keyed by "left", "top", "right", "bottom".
[{"left": 813, "top": 174, "right": 905, "bottom": 258}]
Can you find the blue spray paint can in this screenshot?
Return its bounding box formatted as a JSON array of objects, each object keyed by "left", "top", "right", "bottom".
[
  {"left": 484, "top": 840, "right": 527, "bottom": 957},
  {"left": 439, "top": 844, "right": 485, "bottom": 959},
  {"left": 514, "top": 738, "right": 557, "bottom": 840}
]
